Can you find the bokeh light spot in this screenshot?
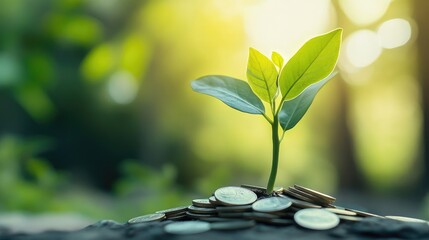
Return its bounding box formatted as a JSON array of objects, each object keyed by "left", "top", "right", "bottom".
[
  {"left": 344, "top": 30, "right": 382, "bottom": 68},
  {"left": 339, "top": 0, "right": 391, "bottom": 26},
  {"left": 377, "top": 18, "right": 412, "bottom": 49},
  {"left": 107, "top": 71, "right": 138, "bottom": 104}
]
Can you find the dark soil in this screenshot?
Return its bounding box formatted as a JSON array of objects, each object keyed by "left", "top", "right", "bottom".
[{"left": 1, "top": 217, "right": 428, "bottom": 240}]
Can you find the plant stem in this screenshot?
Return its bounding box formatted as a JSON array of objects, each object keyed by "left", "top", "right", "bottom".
[{"left": 266, "top": 115, "right": 280, "bottom": 193}]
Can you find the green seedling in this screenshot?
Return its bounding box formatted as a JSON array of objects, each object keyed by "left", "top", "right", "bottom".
[{"left": 191, "top": 29, "right": 342, "bottom": 193}]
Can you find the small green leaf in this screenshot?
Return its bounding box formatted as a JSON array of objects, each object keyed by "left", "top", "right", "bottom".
[
  {"left": 279, "top": 28, "right": 342, "bottom": 100},
  {"left": 191, "top": 75, "right": 265, "bottom": 114},
  {"left": 279, "top": 72, "right": 336, "bottom": 131},
  {"left": 246, "top": 48, "right": 278, "bottom": 103},
  {"left": 271, "top": 51, "right": 284, "bottom": 69}
]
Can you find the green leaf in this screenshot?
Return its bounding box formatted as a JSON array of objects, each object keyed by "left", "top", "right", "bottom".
[
  {"left": 279, "top": 28, "right": 342, "bottom": 100},
  {"left": 191, "top": 75, "right": 265, "bottom": 114},
  {"left": 271, "top": 51, "right": 284, "bottom": 69},
  {"left": 246, "top": 48, "right": 278, "bottom": 103},
  {"left": 279, "top": 72, "right": 336, "bottom": 131}
]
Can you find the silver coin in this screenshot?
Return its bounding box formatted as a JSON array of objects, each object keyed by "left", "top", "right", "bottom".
[
  {"left": 128, "top": 213, "right": 166, "bottom": 224},
  {"left": 164, "top": 221, "right": 210, "bottom": 235},
  {"left": 210, "top": 220, "right": 255, "bottom": 230},
  {"left": 192, "top": 199, "right": 213, "bottom": 208},
  {"left": 188, "top": 205, "right": 217, "bottom": 214},
  {"left": 324, "top": 208, "right": 357, "bottom": 216},
  {"left": 294, "top": 185, "right": 336, "bottom": 202},
  {"left": 346, "top": 208, "right": 384, "bottom": 218},
  {"left": 294, "top": 209, "right": 339, "bottom": 230},
  {"left": 385, "top": 215, "right": 428, "bottom": 223},
  {"left": 186, "top": 211, "right": 217, "bottom": 219},
  {"left": 214, "top": 186, "right": 257, "bottom": 206},
  {"left": 280, "top": 195, "right": 321, "bottom": 209},
  {"left": 156, "top": 206, "right": 188, "bottom": 216},
  {"left": 252, "top": 197, "right": 292, "bottom": 213},
  {"left": 209, "top": 196, "right": 221, "bottom": 206}
]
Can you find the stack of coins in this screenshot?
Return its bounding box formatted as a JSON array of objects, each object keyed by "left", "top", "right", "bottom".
[{"left": 125, "top": 184, "right": 426, "bottom": 235}]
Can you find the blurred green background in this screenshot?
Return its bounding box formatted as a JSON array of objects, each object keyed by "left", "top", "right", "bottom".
[{"left": 1, "top": 0, "right": 429, "bottom": 223}]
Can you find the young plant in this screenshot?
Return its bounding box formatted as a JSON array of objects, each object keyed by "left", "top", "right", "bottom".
[{"left": 191, "top": 29, "right": 342, "bottom": 194}]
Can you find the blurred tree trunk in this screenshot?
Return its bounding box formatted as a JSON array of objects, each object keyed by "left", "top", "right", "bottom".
[
  {"left": 332, "top": 79, "right": 365, "bottom": 191},
  {"left": 414, "top": 0, "right": 429, "bottom": 195}
]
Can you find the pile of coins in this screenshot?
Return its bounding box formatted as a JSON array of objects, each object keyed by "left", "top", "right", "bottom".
[{"left": 126, "top": 184, "right": 428, "bottom": 235}]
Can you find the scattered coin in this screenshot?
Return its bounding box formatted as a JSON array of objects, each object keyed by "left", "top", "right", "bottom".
[
  {"left": 294, "top": 185, "right": 336, "bottom": 202},
  {"left": 156, "top": 206, "right": 188, "bottom": 216},
  {"left": 209, "top": 196, "right": 221, "bottom": 206},
  {"left": 128, "top": 213, "right": 166, "bottom": 224},
  {"left": 346, "top": 208, "right": 384, "bottom": 218},
  {"left": 241, "top": 184, "right": 267, "bottom": 195},
  {"left": 288, "top": 187, "right": 331, "bottom": 206},
  {"left": 280, "top": 195, "right": 321, "bottom": 209},
  {"left": 294, "top": 209, "right": 339, "bottom": 230},
  {"left": 168, "top": 214, "right": 188, "bottom": 221},
  {"left": 214, "top": 186, "right": 258, "bottom": 206},
  {"left": 210, "top": 220, "right": 255, "bottom": 230},
  {"left": 252, "top": 197, "right": 292, "bottom": 213},
  {"left": 164, "top": 221, "right": 210, "bottom": 235},
  {"left": 324, "top": 208, "right": 357, "bottom": 216},
  {"left": 186, "top": 212, "right": 217, "bottom": 219},
  {"left": 283, "top": 188, "right": 316, "bottom": 204},
  {"left": 192, "top": 199, "right": 214, "bottom": 208},
  {"left": 188, "top": 205, "right": 217, "bottom": 214},
  {"left": 385, "top": 216, "right": 428, "bottom": 223}
]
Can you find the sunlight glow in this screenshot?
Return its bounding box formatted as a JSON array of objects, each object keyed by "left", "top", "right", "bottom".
[
  {"left": 377, "top": 18, "right": 412, "bottom": 49},
  {"left": 344, "top": 30, "right": 382, "bottom": 68},
  {"left": 244, "top": 0, "right": 334, "bottom": 57},
  {"left": 107, "top": 71, "right": 138, "bottom": 104},
  {"left": 339, "top": 0, "right": 391, "bottom": 26}
]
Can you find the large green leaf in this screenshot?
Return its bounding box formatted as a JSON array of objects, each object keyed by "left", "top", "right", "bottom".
[
  {"left": 279, "top": 72, "right": 336, "bottom": 131},
  {"left": 279, "top": 28, "right": 342, "bottom": 100},
  {"left": 191, "top": 75, "right": 265, "bottom": 114},
  {"left": 246, "top": 48, "right": 278, "bottom": 103}
]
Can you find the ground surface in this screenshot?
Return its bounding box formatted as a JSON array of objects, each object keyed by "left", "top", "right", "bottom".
[{"left": 1, "top": 217, "right": 429, "bottom": 240}]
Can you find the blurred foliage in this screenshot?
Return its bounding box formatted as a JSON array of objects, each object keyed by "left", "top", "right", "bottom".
[{"left": 0, "top": 0, "right": 427, "bottom": 220}]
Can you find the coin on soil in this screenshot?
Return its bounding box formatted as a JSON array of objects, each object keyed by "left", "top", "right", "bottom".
[
  {"left": 188, "top": 205, "right": 217, "bottom": 214},
  {"left": 209, "top": 196, "right": 221, "bottom": 206},
  {"left": 214, "top": 186, "right": 257, "bottom": 206},
  {"left": 385, "top": 216, "right": 428, "bottom": 223},
  {"left": 280, "top": 195, "right": 321, "bottom": 209},
  {"left": 164, "top": 221, "right": 210, "bottom": 235},
  {"left": 324, "top": 208, "right": 357, "bottom": 216},
  {"left": 294, "top": 209, "right": 339, "bottom": 230},
  {"left": 192, "top": 199, "right": 213, "bottom": 208},
  {"left": 156, "top": 206, "right": 188, "bottom": 216},
  {"left": 128, "top": 213, "right": 166, "bottom": 224},
  {"left": 294, "top": 185, "right": 336, "bottom": 202},
  {"left": 252, "top": 197, "right": 292, "bottom": 213},
  {"left": 345, "top": 208, "right": 384, "bottom": 218}
]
